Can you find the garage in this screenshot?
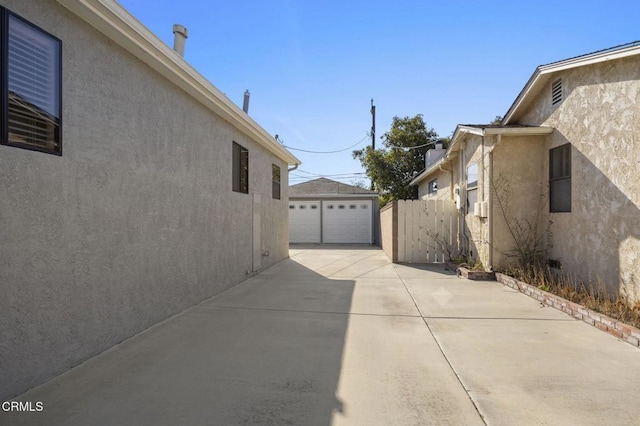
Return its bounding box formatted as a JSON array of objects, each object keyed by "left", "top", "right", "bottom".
[
  {"left": 289, "top": 178, "right": 379, "bottom": 245},
  {"left": 289, "top": 201, "right": 321, "bottom": 243},
  {"left": 322, "top": 200, "right": 372, "bottom": 243}
]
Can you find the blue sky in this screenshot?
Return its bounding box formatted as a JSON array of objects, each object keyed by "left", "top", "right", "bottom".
[{"left": 118, "top": 0, "right": 639, "bottom": 186}]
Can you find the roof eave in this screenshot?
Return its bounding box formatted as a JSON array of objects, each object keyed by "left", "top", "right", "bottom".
[
  {"left": 57, "top": 0, "right": 301, "bottom": 166},
  {"left": 290, "top": 193, "right": 379, "bottom": 199},
  {"left": 504, "top": 44, "right": 640, "bottom": 124}
]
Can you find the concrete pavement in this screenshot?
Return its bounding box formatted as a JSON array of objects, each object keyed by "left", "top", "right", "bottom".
[{"left": 2, "top": 245, "right": 640, "bottom": 425}]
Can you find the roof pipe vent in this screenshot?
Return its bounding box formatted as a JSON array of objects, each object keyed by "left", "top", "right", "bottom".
[
  {"left": 172, "top": 24, "right": 188, "bottom": 56},
  {"left": 243, "top": 90, "right": 250, "bottom": 113}
]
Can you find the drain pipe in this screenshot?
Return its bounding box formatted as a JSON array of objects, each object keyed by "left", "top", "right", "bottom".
[
  {"left": 288, "top": 164, "right": 299, "bottom": 172},
  {"left": 487, "top": 134, "right": 499, "bottom": 272}
]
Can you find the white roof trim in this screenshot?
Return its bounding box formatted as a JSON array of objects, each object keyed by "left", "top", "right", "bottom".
[
  {"left": 503, "top": 43, "right": 640, "bottom": 124},
  {"left": 56, "top": 0, "right": 300, "bottom": 166},
  {"left": 410, "top": 125, "right": 553, "bottom": 186},
  {"left": 290, "top": 193, "right": 379, "bottom": 199}
]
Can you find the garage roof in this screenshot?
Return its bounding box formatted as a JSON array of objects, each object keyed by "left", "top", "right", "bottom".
[{"left": 290, "top": 178, "right": 378, "bottom": 197}]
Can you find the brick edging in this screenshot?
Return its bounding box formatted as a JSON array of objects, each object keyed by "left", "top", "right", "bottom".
[
  {"left": 496, "top": 273, "right": 640, "bottom": 348},
  {"left": 446, "top": 261, "right": 496, "bottom": 281}
]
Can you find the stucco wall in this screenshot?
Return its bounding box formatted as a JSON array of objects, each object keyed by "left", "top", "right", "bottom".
[
  {"left": 491, "top": 136, "right": 547, "bottom": 270},
  {"left": 0, "top": 0, "right": 290, "bottom": 400},
  {"left": 459, "top": 134, "right": 488, "bottom": 265},
  {"left": 518, "top": 56, "right": 640, "bottom": 300},
  {"left": 418, "top": 168, "right": 453, "bottom": 201}
]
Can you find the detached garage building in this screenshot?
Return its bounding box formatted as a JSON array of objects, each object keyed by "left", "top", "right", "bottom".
[{"left": 289, "top": 178, "right": 379, "bottom": 244}]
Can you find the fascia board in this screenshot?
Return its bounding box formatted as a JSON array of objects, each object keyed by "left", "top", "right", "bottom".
[
  {"left": 484, "top": 126, "right": 554, "bottom": 136},
  {"left": 56, "top": 0, "right": 301, "bottom": 166},
  {"left": 290, "top": 194, "right": 379, "bottom": 199},
  {"left": 457, "top": 125, "right": 485, "bottom": 136},
  {"left": 504, "top": 45, "right": 640, "bottom": 124}
]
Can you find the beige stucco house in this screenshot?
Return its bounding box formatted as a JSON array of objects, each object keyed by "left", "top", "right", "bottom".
[
  {"left": 411, "top": 41, "right": 640, "bottom": 301},
  {"left": 0, "top": 0, "right": 299, "bottom": 400}
]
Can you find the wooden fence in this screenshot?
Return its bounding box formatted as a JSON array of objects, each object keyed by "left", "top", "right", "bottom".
[{"left": 380, "top": 199, "right": 458, "bottom": 263}]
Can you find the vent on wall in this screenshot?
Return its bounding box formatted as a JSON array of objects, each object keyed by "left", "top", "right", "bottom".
[{"left": 551, "top": 78, "right": 563, "bottom": 106}]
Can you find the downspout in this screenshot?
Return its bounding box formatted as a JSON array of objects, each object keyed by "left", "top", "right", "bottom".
[
  {"left": 288, "top": 164, "right": 299, "bottom": 172},
  {"left": 488, "top": 134, "right": 499, "bottom": 272},
  {"left": 459, "top": 141, "right": 467, "bottom": 256},
  {"left": 480, "top": 134, "right": 485, "bottom": 203}
]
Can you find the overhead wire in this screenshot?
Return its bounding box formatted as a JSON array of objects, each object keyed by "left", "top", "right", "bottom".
[{"left": 279, "top": 134, "right": 369, "bottom": 154}]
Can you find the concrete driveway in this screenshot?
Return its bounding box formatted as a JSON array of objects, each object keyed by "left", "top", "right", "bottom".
[{"left": 3, "top": 245, "right": 640, "bottom": 425}]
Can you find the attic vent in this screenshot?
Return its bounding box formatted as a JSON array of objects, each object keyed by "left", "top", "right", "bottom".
[{"left": 551, "top": 78, "right": 563, "bottom": 106}]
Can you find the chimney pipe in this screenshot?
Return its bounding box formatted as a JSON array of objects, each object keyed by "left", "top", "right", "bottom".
[
  {"left": 242, "top": 90, "right": 250, "bottom": 113},
  {"left": 172, "top": 24, "right": 188, "bottom": 56}
]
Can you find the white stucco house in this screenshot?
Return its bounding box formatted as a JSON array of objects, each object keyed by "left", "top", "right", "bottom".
[
  {"left": 289, "top": 178, "right": 380, "bottom": 244},
  {"left": 0, "top": 0, "right": 300, "bottom": 400},
  {"left": 411, "top": 41, "right": 640, "bottom": 302}
]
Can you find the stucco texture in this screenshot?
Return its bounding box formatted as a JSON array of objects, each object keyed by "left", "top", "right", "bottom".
[
  {"left": 518, "top": 56, "right": 640, "bottom": 300},
  {"left": 0, "top": 0, "right": 290, "bottom": 400}
]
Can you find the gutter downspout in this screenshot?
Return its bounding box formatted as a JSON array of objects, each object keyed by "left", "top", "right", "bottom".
[
  {"left": 288, "top": 164, "right": 299, "bottom": 172},
  {"left": 459, "top": 140, "right": 467, "bottom": 256},
  {"left": 488, "top": 134, "right": 499, "bottom": 272}
]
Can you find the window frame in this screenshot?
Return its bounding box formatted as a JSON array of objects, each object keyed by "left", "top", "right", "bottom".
[
  {"left": 549, "top": 143, "right": 571, "bottom": 212},
  {"left": 232, "top": 141, "right": 249, "bottom": 194},
  {"left": 428, "top": 178, "right": 438, "bottom": 195},
  {"left": 272, "top": 164, "right": 281, "bottom": 200},
  {"left": 0, "top": 8, "right": 63, "bottom": 155},
  {"left": 466, "top": 163, "right": 479, "bottom": 214}
]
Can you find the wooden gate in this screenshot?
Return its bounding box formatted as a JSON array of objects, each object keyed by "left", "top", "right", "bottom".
[{"left": 381, "top": 200, "right": 458, "bottom": 263}]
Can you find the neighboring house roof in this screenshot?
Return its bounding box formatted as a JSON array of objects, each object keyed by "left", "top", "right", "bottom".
[
  {"left": 56, "top": 0, "right": 300, "bottom": 166},
  {"left": 409, "top": 124, "right": 553, "bottom": 186},
  {"left": 503, "top": 40, "right": 640, "bottom": 124},
  {"left": 290, "top": 178, "right": 378, "bottom": 198}
]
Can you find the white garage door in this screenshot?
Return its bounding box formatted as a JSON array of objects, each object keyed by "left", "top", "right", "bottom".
[
  {"left": 322, "top": 200, "right": 372, "bottom": 244},
  {"left": 289, "top": 201, "right": 321, "bottom": 243}
]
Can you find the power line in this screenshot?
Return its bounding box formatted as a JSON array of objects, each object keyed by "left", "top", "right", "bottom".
[{"left": 279, "top": 135, "right": 369, "bottom": 154}]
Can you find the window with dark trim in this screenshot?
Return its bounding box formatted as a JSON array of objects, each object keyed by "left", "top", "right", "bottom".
[
  {"left": 1, "top": 8, "right": 62, "bottom": 155},
  {"left": 272, "top": 164, "right": 281, "bottom": 199},
  {"left": 549, "top": 144, "right": 571, "bottom": 212},
  {"left": 428, "top": 178, "right": 438, "bottom": 194},
  {"left": 232, "top": 142, "right": 248, "bottom": 193}
]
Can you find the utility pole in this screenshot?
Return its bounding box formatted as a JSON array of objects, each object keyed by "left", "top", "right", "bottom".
[
  {"left": 370, "top": 98, "right": 376, "bottom": 150},
  {"left": 370, "top": 99, "right": 376, "bottom": 190}
]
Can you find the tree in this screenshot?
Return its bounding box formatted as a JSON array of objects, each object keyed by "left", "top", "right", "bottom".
[
  {"left": 353, "top": 114, "right": 442, "bottom": 206},
  {"left": 491, "top": 115, "right": 503, "bottom": 125}
]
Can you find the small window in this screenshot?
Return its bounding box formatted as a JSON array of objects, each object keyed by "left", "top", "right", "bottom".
[
  {"left": 232, "top": 142, "right": 249, "bottom": 193},
  {"left": 361, "top": 204, "right": 368, "bottom": 209},
  {"left": 299, "top": 205, "right": 306, "bottom": 210},
  {"left": 551, "top": 78, "right": 563, "bottom": 106},
  {"left": 289, "top": 205, "right": 295, "bottom": 210},
  {"left": 467, "top": 163, "right": 478, "bottom": 189},
  {"left": 428, "top": 178, "right": 438, "bottom": 194},
  {"left": 549, "top": 144, "right": 571, "bottom": 212},
  {"left": 272, "top": 164, "right": 281, "bottom": 199},
  {"left": 349, "top": 205, "right": 356, "bottom": 209},
  {"left": 310, "top": 205, "right": 318, "bottom": 209},
  {"left": 338, "top": 205, "right": 345, "bottom": 209},
  {"left": 467, "top": 163, "right": 478, "bottom": 214},
  {"left": 327, "top": 205, "right": 334, "bottom": 210},
  {"left": 1, "top": 10, "right": 62, "bottom": 155}
]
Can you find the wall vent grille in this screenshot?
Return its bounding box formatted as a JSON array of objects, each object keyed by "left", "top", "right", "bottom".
[{"left": 551, "top": 78, "right": 563, "bottom": 106}]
